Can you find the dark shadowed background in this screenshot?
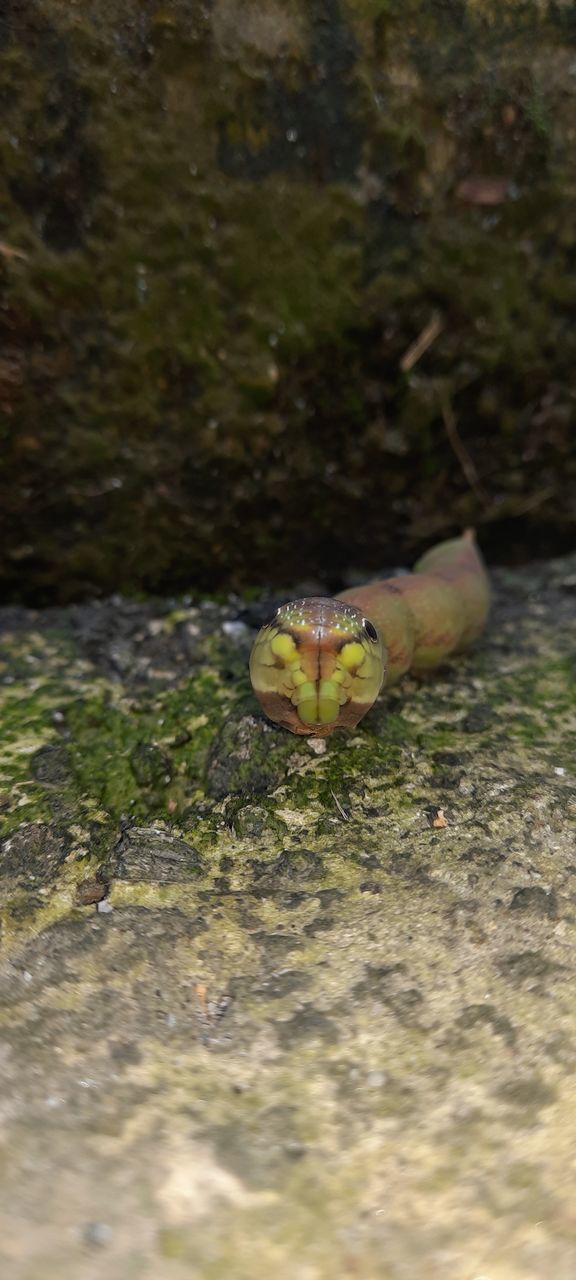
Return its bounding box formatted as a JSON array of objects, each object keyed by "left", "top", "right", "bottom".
[{"left": 1, "top": 0, "right": 575, "bottom": 603}]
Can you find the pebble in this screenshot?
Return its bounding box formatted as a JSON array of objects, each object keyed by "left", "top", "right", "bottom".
[
  {"left": 82, "top": 1221, "right": 112, "bottom": 1248},
  {"left": 74, "top": 876, "right": 108, "bottom": 906},
  {"left": 222, "top": 619, "right": 249, "bottom": 641}
]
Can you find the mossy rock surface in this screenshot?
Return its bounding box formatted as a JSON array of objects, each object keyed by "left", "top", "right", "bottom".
[
  {"left": 1, "top": 0, "right": 575, "bottom": 601},
  {"left": 0, "top": 555, "right": 575, "bottom": 1277}
]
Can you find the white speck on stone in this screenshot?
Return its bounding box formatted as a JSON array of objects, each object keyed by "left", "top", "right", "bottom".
[
  {"left": 366, "top": 1071, "right": 386, "bottom": 1088},
  {"left": 554, "top": 766, "right": 566, "bottom": 776},
  {"left": 97, "top": 900, "right": 113, "bottom": 914},
  {"left": 222, "top": 620, "right": 249, "bottom": 641},
  {"left": 307, "top": 737, "right": 327, "bottom": 755}
]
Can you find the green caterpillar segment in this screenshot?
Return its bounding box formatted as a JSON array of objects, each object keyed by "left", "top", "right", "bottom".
[
  {"left": 249, "top": 531, "right": 490, "bottom": 736},
  {"left": 249, "top": 597, "right": 386, "bottom": 735}
]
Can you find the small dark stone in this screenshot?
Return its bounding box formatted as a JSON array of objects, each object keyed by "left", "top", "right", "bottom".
[
  {"left": 456, "top": 1004, "right": 516, "bottom": 1047},
  {"left": 276, "top": 1006, "right": 339, "bottom": 1048},
  {"left": 429, "top": 771, "right": 463, "bottom": 790},
  {"left": 205, "top": 712, "right": 290, "bottom": 800},
  {"left": 109, "top": 1040, "right": 143, "bottom": 1066},
  {"left": 462, "top": 703, "right": 494, "bottom": 733},
  {"left": 0, "top": 823, "right": 69, "bottom": 884},
  {"left": 30, "top": 744, "right": 72, "bottom": 787},
  {"left": 282, "top": 1139, "right": 307, "bottom": 1162},
  {"left": 509, "top": 887, "right": 558, "bottom": 918},
  {"left": 303, "top": 914, "right": 335, "bottom": 936},
  {"left": 232, "top": 804, "right": 271, "bottom": 839},
  {"left": 497, "top": 951, "right": 563, "bottom": 982},
  {"left": 495, "top": 1077, "right": 557, "bottom": 1111},
  {"left": 115, "top": 826, "right": 205, "bottom": 883},
  {"left": 280, "top": 893, "right": 310, "bottom": 910},
  {"left": 347, "top": 851, "right": 382, "bottom": 870},
  {"left": 315, "top": 888, "right": 344, "bottom": 907},
  {"left": 74, "top": 874, "right": 109, "bottom": 906},
  {"left": 129, "top": 742, "right": 173, "bottom": 788}
]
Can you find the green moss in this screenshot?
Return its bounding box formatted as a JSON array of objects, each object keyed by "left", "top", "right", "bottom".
[
  {"left": 64, "top": 674, "right": 226, "bottom": 823},
  {"left": 1, "top": 554, "right": 574, "bottom": 942}
]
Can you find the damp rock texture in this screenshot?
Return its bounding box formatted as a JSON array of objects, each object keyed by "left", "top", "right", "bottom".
[
  {"left": 0, "top": 554, "right": 575, "bottom": 1278},
  {"left": 1, "top": 0, "right": 576, "bottom": 602}
]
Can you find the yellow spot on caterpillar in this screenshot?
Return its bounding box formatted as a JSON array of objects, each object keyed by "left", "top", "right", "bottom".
[
  {"left": 339, "top": 642, "right": 365, "bottom": 671},
  {"left": 295, "top": 680, "right": 341, "bottom": 726},
  {"left": 271, "top": 633, "right": 297, "bottom": 662},
  {"left": 298, "top": 699, "right": 320, "bottom": 725},
  {"left": 318, "top": 679, "right": 339, "bottom": 724}
]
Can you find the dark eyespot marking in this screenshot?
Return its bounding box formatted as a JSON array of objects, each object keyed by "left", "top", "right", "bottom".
[{"left": 363, "top": 618, "right": 378, "bottom": 642}]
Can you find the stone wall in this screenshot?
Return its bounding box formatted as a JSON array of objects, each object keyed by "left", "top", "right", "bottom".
[{"left": 1, "top": 1, "right": 575, "bottom": 601}]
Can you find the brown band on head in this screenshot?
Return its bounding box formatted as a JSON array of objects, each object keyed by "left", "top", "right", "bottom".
[{"left": 253, "top": 688, "right": 374, "bottom": 736}]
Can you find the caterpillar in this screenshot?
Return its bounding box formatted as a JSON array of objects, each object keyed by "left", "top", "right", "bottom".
[{"left": 249, "top": 530, "right": 490, "bottom": 736}]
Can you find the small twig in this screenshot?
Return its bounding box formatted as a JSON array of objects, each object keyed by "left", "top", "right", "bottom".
[
  {"left": 331, "top": 790, "right": 349, "bottom": 821},
  {"left": 440, "top": 392, "right": 488, "bottom": 506},
  {"left": 400, "top": 312, "right": 444, "bottom": 372},
  {"left": 503, "top": 486, "right": 555, "bottom": 517}
]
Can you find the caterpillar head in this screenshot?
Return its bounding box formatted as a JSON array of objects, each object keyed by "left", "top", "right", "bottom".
[{"left": 249, "top": 597, "right": 385, "bottom": 736}]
